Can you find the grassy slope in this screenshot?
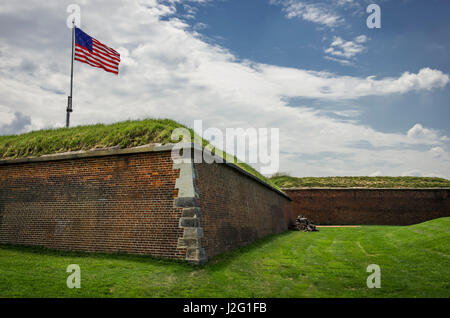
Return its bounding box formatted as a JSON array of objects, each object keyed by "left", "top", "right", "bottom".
[
  {"left": 0, "top": 118, "right": 279, "bottom": 190},
  {"left": 0, "top": 119, "right": 185, "bottom": 159},
  {"left": 0, "top": 218, "right": 448, "bottom": 297},
  {"left": 270, "top": 175, "right": 450, "bottom": 188}
]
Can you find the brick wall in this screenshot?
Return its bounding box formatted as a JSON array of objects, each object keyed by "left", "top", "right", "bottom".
[
  {"left": 0, "top": 150, "right": 187, "bottom": 260},
  {"left": 0, "top": 145, "right": 293, "bottom": 263},
  {"left": 284, "top": 188, "right": 450, "bottom": 225},
  {"left": 195, "top": 162, "right": 294, "bottom": 259}
]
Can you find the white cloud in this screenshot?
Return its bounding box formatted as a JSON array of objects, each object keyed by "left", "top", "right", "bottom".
[
  {"left": 369, "top": 170, "right": 382, "bottom": 177},
  {"left": 401, "top": 169, "right": 423, "bottom": 177},
  {"left": 393, "top": 68, "right": 450, "bottom": 92},
  {"left": 324, "top": 35, "right": 368, "bottom": 63},
  {"left": 354, "top": 35, "right": 368, "bottom": 43},
  {"left": 430, "top": 146, "right": 445, "bottom": 158},
  {"left": 254, "top": 65, "right": 449, "bottom": 99},
  {"left": 270, "top": 0, "right": 343, "bottom": 27},
  {"left": 407, "top": 123, "right": 439, "bottom": 140},
  {"left": 0, "top": 111, "right": 31, "bottom": 135},
  {"left": 324, "top": 55, "right": 353, "bottom": 66},
  {"left": 336, "top": 0, "right": 354, "bottom": 6},
  {"left": 0, "top": 0, "right": 449, "bottom": 179},
  {"left": 193, "top": 22, "right": 208, "bottom": 31}
]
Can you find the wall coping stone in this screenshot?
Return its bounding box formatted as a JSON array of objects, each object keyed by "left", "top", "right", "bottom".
[{"left": 0, "top": 143, "right": 174, "bottom": 165}]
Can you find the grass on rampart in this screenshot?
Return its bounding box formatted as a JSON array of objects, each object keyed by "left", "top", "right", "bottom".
[
  {"left": 270, "top": 174, "right": 450, "bottom": 188},
  {"left": 0, "top": 119, "right": 185, "bottom": 159}
]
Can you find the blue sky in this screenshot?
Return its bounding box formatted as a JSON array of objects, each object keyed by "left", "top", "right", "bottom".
[
  {"left": 0, "top": 0, "right": 449, "bottom": 178},
  {"left": 184, "top": 0, "right": 450, "bottom": 134}
]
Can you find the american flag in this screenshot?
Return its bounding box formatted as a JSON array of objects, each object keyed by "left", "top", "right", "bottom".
[{"left": 74, "top": 27, "right": 120, "bottom": 75}]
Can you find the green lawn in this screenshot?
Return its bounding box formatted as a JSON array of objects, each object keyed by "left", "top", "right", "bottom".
[
  {"left": 270, "top": 175, "right": 450, "bottom": 188},
  {"left": 0, "top": 218, "right": 449, "bottom": 298}
]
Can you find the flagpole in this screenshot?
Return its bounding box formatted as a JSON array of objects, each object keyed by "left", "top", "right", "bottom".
[{"left": 66, "top": 20, "right": 75, "bottom": 128}]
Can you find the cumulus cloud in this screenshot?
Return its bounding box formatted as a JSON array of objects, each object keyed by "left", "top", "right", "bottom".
[
  {"left": 407, "top": 123, "right": 439, "bottom": 140},
  {"left": 393, "top": 68, "right": 449, "bottom": 92},
  {"left": 0, "top": 0, "right": 449, "bottom": 178},
  {"left": 254, "top": 65, "right": 449, "bottom": 100}
]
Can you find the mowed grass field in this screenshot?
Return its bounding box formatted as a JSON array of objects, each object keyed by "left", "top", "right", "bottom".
[{"left": 0, "top": 218, "right": 448, "bottom": 298}]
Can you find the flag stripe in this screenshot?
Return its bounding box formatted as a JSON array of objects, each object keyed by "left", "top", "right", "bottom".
[
  {"left": 92, "top": 38, "right": 120, "bottom": 55},
  {"left": 76, "top": 44, "right": 119, "bottom": 69},
  {"left": 75, "top": 51, "right": 118, "bottom": 73},
  {"left": 75, "top": 55, "right": 119, "bottom": 74},
  {"left": 75, "top": 50, "right": 119, "bottom": 73},
  {"left": 92, "top": 43, "right": 120, "bottom": 61},
  {"left": 92, "top": 42, "right": 121, "bottom": 63},
  {"left": 93, "top": 39, "right": 120, "bottom": 57},
  {"left": 92, "top": 45, "right": 120, "bottom": 64},
  {"left": 75, "top": 56, "right": 100, "bottom": 68},
  {"left": 75, "top": 53, "right": 118, "bottom": 74}
]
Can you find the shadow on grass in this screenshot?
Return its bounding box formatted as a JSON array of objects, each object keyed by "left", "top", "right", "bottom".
[
  {"left": 0, "top": 230, "right": 297, "bottom": 270},
  {"left": 204, "top": 231, "right": 296, "bottom": 269},
  {"left": 0, "top": 243, "right": 194, "bottom": 269}
]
